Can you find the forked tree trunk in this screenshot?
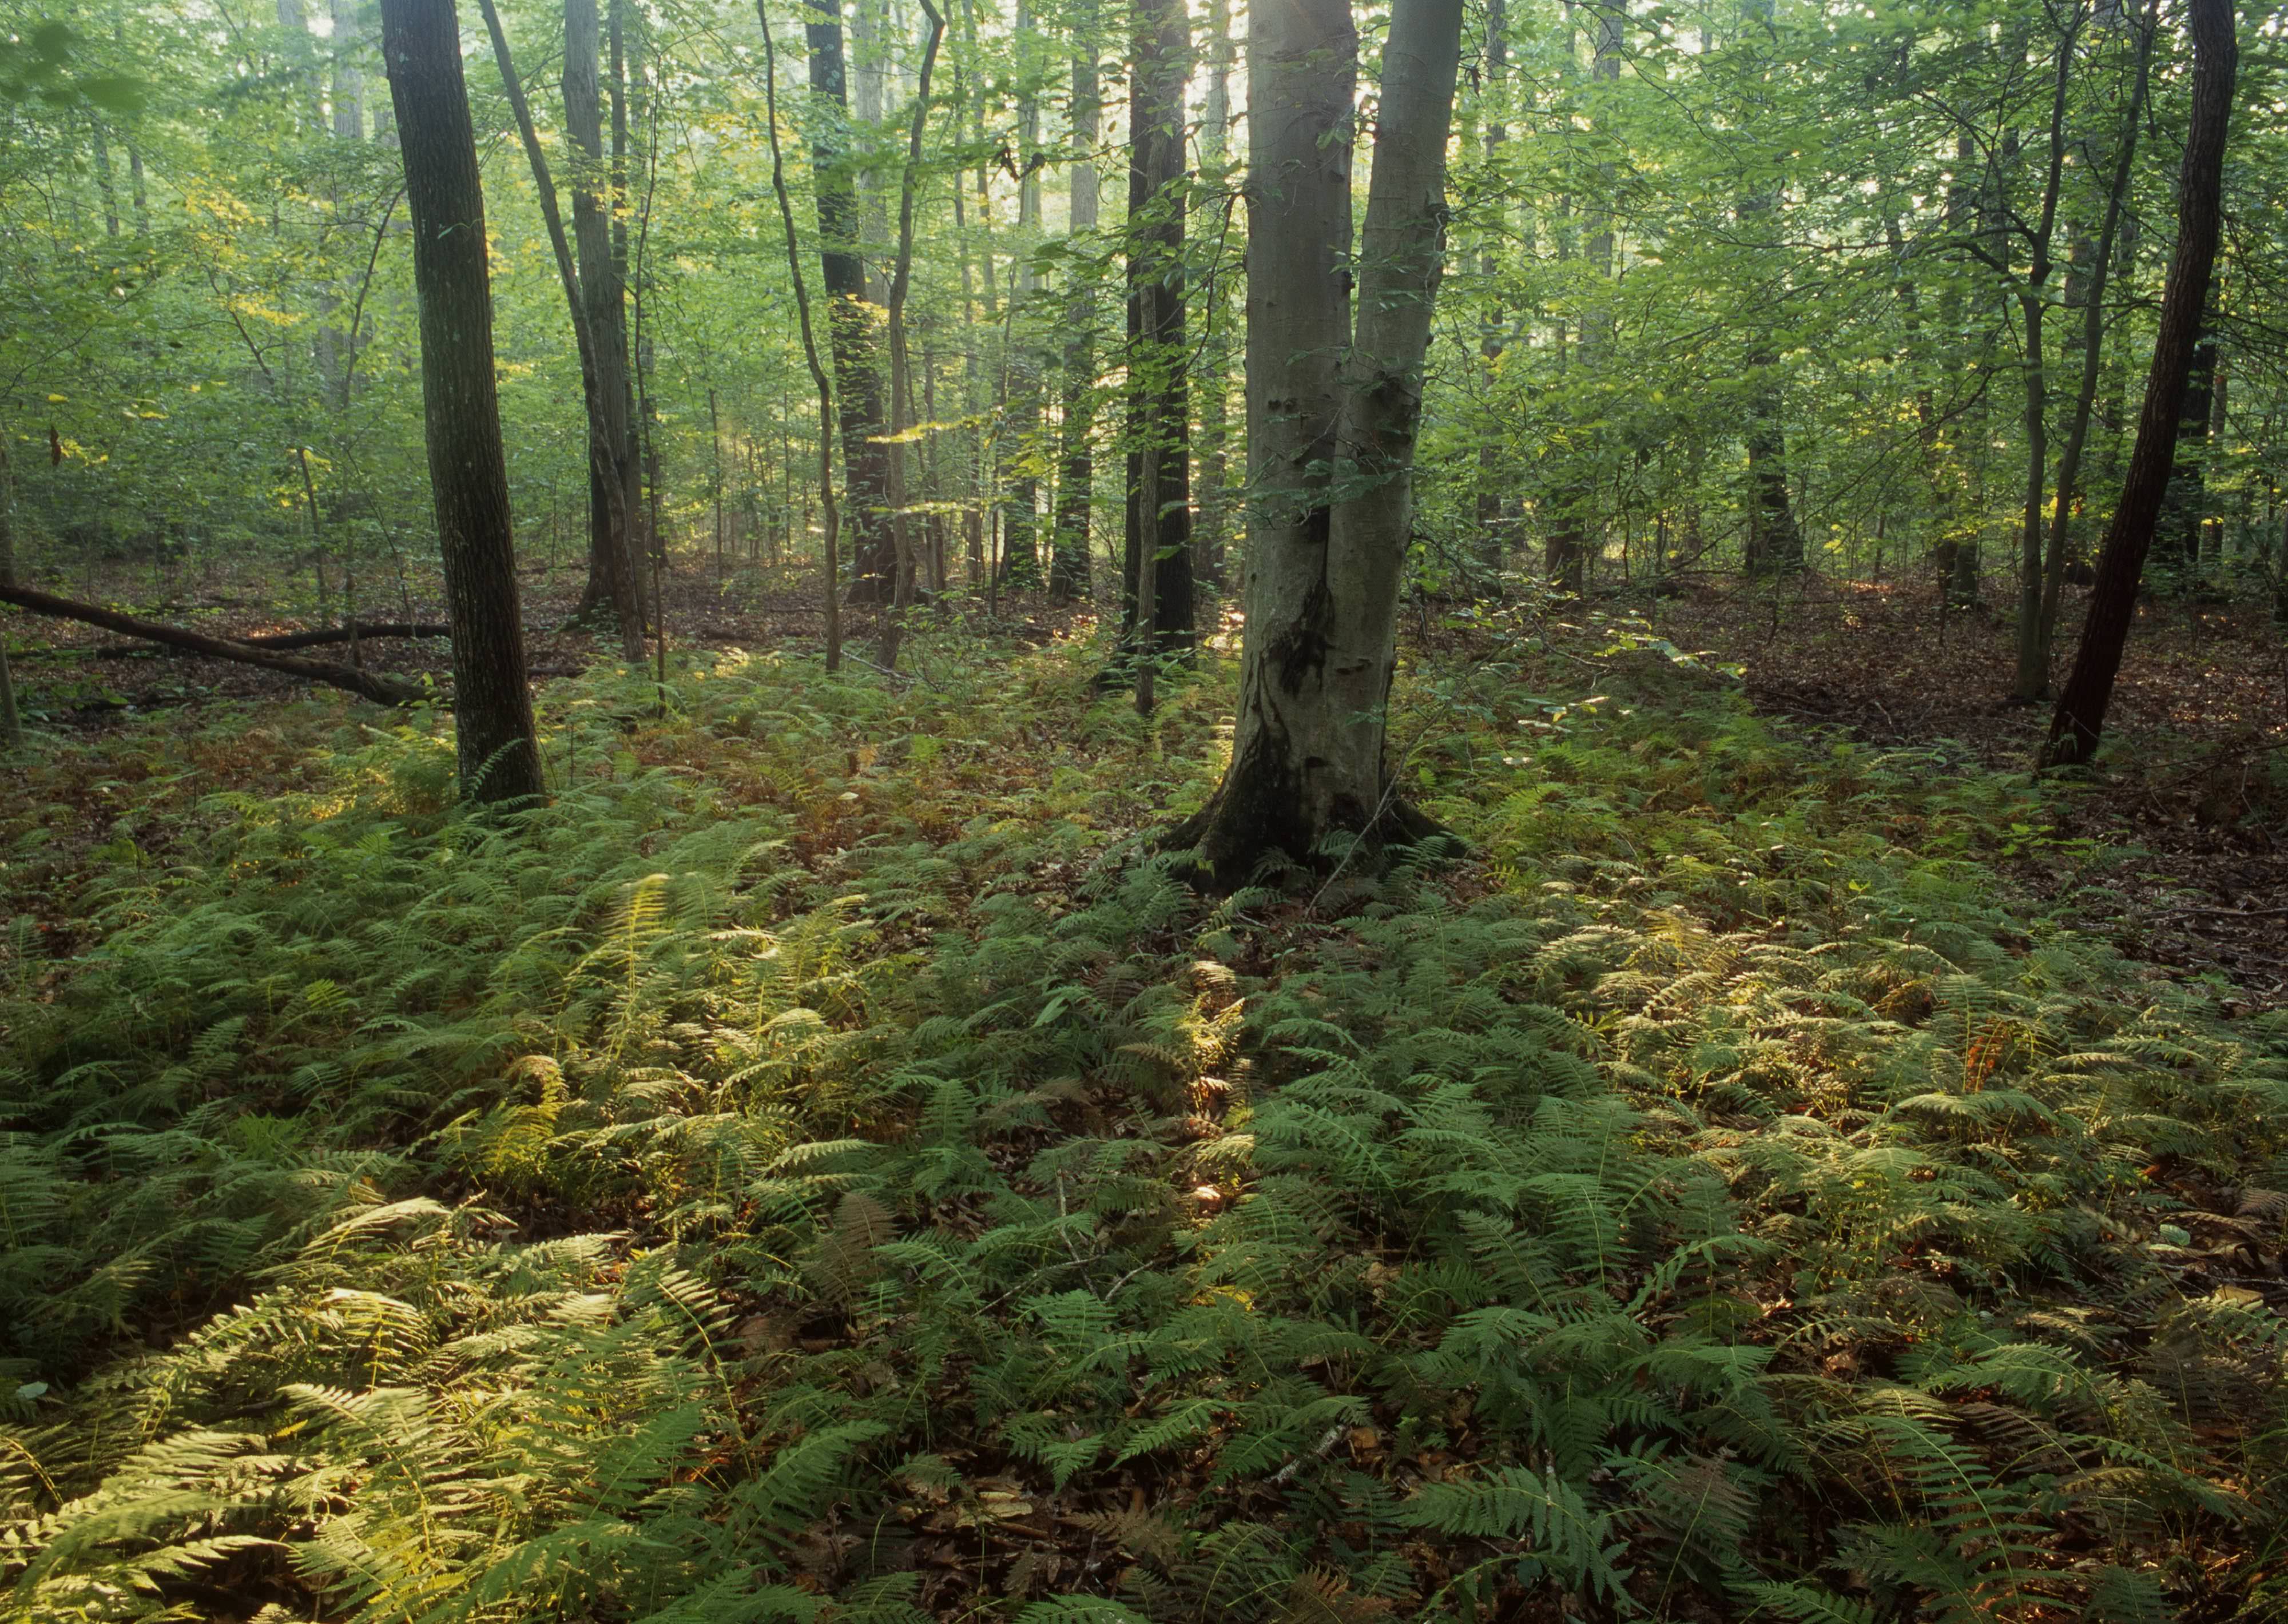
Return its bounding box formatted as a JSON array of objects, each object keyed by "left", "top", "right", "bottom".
[
  {"left": 380, "top": 0, "right": 547, "bottom": 802},
  {"left": 2041, "top": 0, "right": 2235, "bottom": 769},
  {"left": 1169, "top": 0, "right": 1464, "bottom": 885}
]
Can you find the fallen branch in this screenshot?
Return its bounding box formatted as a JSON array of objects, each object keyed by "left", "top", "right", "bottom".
[
  {"left": 91, "top": 620, "right": 454, "bottom": 658},
  {"left": 0, "top": 583, "right": 422, "bottom": 705}
]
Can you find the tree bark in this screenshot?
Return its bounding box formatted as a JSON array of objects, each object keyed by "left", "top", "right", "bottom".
[
  {"left": 2040, "top": 0, "right": 2236, "bottom": 769},
  {"left": 380, "top": 0, "right": 547, "bottom": 801},
  {"left": 1169, "top": 0, "right": 1465, "bottom": 885},
  {"left": 807, "top": 0, "right": 897, "bottom": 604},
  {"left": 1120, "top": 0, "right": 1194, "bottom": 663}
]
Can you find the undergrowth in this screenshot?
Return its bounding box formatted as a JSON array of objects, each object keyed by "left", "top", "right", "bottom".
[{"left": 5, "top": 613, "right": 2288, "bottom": 1622}]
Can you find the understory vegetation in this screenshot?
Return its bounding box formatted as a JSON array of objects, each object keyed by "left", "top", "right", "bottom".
[{"left": 7, "top": 616, "right": 2288, "bottom": 1622}]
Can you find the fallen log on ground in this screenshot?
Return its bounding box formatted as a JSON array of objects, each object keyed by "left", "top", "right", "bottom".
[
  {"left": 0, "top": 584, "right": 422, "bottom": 705},
  {"left": 89, "top": 620, "right": 454, "bottom": 658}
]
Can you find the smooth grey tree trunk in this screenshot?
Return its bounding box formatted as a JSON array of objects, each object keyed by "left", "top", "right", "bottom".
[
  {"left": 1170, "top": 0, "right": 1465, "bottom": 885},
  {"left": 380, "top": 0, "right": 546, "bottom": 802}
]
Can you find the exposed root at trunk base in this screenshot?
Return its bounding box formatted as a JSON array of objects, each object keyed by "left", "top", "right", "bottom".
[{"left": 1161, "top": 787, "right": 1464, "bottom": 897}]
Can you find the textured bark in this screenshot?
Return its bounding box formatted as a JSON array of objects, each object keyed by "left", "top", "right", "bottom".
[
  {"left": 380, "top": 0, "right": 547, "bottom": 800},
  {"left": 2042, "top": 0, "right": 2236, "bottom": 769},
  {"left": 806, "top": 0, "right": 896, "bottom": 603},
  {"left": 1170, "top": 0, "right": 1464, "bottom": 885},
  {"left": 563, "top": 0, "right": 644, "bottom": 647},
  {"left": 1048, "top": 1, "right": 1101, "bottom": 604},
  {"left": 0, "top": 582, "right": 421, "bottom": 705},
  {"left": 1120, "top": 0, "right": 1193, "bottom": 656}
]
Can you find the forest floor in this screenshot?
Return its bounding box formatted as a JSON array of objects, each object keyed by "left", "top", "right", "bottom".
[
  {"left": 15, "top": 556, "right": 2288, "bottom": 1005},
  {"left": 7, "top": 560, "right": 2288, "bottom": 1621}
]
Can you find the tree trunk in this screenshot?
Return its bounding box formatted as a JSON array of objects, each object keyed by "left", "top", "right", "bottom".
[
  {"left": 1048, "top": 1, "right": 1101, "bottom": 604},
  {"left": 758, "top": 0, "right": 842, "bottom": 672},
  {"left": 874, "top": 0, "right": 946, "bottom": 670},
  {"left": 474, "top": 0, "right": 644, "bottom": 660},
  {"left": 1120, "top": 0, "right": 1193, "bottom": 662},
  {"left": 0, "top": 425, "right": 20, "bottom": 751},
  {"left": 2041, "top": 0, "right": 2236, "bottom": 769},
  {"left": 2037, "top": 0, "right": 2154, "bottom": 663},
  {"left": 380, "top": 0, "right": 547, "bottom": 801},
  {"left": 1474, "top": 0, "right": 1507, "bottom": 575},
  {"left": 1169, "top": 0, "right": 1465, "bottom": 885},
  {"left": 563, "top": 0, "right": 644, "bottom": 651},
  {"left": 1191, "top": 0, "right": 1237, "bottom": 592},
  {"left": 807, "top": 0, "right": 896, "bottom": 603},
  {"left": 2010, "top": 5, "right": 2083, "bottom": 702}
]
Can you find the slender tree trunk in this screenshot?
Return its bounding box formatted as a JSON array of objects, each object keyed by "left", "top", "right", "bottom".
[
  {"left": 475, "top": 0, "right": 645, "bottom": 659},
  {"left": 562, "top": 0, "right": 644, "bottom": 650},
  {"left": 0, "top": 425, "right": 20, "bottom": 751},
  {"left": 1475, "top": 0, "right": 1507, "bottom": 575},
  {"left": 1048, "top": 1, "right": 1101, "bottom": 604},
  {"left": 1121, "top": 0, "right": 1193, "bottom": 664},
  {"left": 807, "top": 0, "right": 896, "bottom": 603},
  {"left": 2038, "top": 0, "right": 2154, "bottom": 663},
  {"left": 1191, "top": 0, "right": 1236, "bottom": 593},
  {"left": 2041, "top": 0, "right": 2236, "bottom": 769},
  {"left": 758, "top": 0, "right": 841, "bottom": 670},
  {"left": 381, "top": 0, "right": 546, "bottom": 801},
  {"left": 1170, "top": 0, "right": 1465, "bottom": 883},
  {"left": 875, "top": 0, "right": 946, "bottom": 670},
  {"left": 2009, "top": 6, "right": 2083, "bottom": 701}
]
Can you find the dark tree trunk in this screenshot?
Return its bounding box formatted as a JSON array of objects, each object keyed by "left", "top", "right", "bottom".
[
  {"left": 1120, "top": 0, "right": 1193, "bottom": 658},
  {"left": 380, "top": 0, "right": 547, "bottom": 802},
  {"left": 2041, "top": 0, "right": 2237, "bottom": 769},
  {"left": 807, "top": 0, "right": 896, "bottom": 604},
  {"left": 2163, "top": 324, "right": 2218, "bottom": 572}
]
